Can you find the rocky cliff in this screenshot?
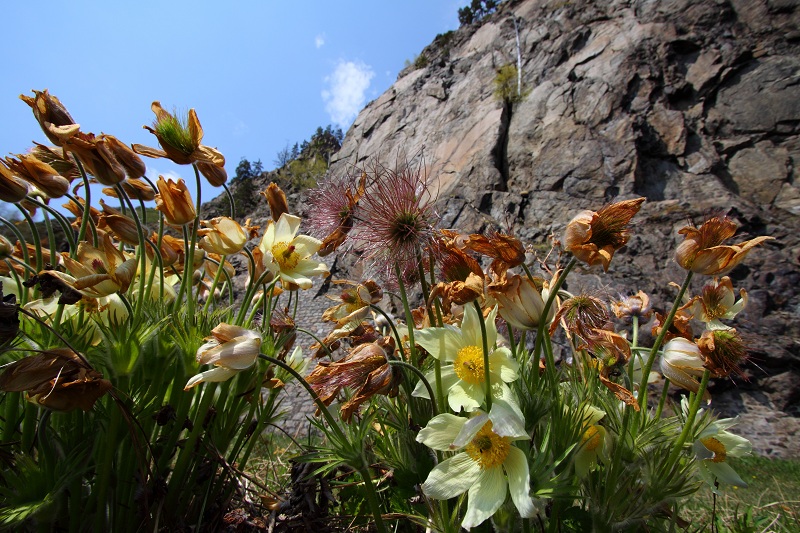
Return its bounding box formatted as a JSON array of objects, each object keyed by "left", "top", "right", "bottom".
[{"left": 323, "top": 0, "right": 800, "bottom": 456}]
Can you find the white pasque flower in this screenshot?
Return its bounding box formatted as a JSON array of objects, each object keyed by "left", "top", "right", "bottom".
[
  {"left": 184, "top": 323, "right": 262, "bottom": 390},
  {"left": 417, "top": 405, "right": 536, "bottom": 530},
  {"left": 660, "top": 337, "right": 710, "bottom": 402},
  {"left": 256, "top": 213, "right": 329, "bottom": 290},
  {"left": 412, "top": 305, "right": 519, "bottom": 413},
  {"left": 692, "top": 415, "right": 752, "bottom": 493}
]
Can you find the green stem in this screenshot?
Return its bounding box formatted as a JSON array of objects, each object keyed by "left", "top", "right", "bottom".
[
  {"left": 72, "top": 156, "right": 93, "bottom": 251},
  {"left": 666, "top": 370, "right": 710, "bottom": 467},
  {"left": 16, "top": 206, "right": 42, "bottom": 274},
  {"left": 356, "top": 458, "right": 389, "bottom": 533},
  {"left": 201, "top": 255, "right": 227, "bottom": 314},
  {"left": 638, "top": 271, "right": 693, "bottom": 413},
  {"left": 25, "top": 198, "right": 76, "bottom": 252},
  {"left": 473, "top": 300, "right": 493, "bottom": 412},
  {"left": 115, "top": 184, "right": 149, "bottom": 319},
  {"left": 387, "top": 360, "right": 437, "bottom": 417},
  {"left": 222, "top": 183, "right": 236, "bottom": 219},
  {"left": 655, "top": 378, "right": 670, "bottom": 420}
]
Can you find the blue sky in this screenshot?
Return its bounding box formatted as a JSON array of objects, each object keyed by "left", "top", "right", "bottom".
[{"left": 1, "top": 1, "right": 460, "bottom": 206}]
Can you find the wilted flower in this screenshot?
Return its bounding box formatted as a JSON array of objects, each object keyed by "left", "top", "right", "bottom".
[
  {"left": 550, "top": 293, "right": 610, "bottom": 340},
  {"left": 353, "top": 159, "right": 439, "bottom": 284},
  {"left": 563, "top": 197, "right": 645, "bottom": 271},
  {"left": 660, "top": 337, "right": 710, "bottom": 402},
  {"left": 0, "top": 160, "right": 30, "bottom": 202},
  {"left": 460, "top": 230, "right": 526, "bottom": 276},
  {"left": 0, "top": 282, "right": 19, "bottom": 344},
  {"left": 56, "top": 232, "right": 138, "bottom": 297},
  {"left": 690, "top": 276, "right": 747, "bottom": 330},
  {"left": 0, "top": 348, "right": 112, "bottom": 412},
  {"left": 254, "top": 213, "right": 329, "bottom": 290},
  {"left": 697, "top": 328, "right": 747, "bottom": 378},
  {"left": 305, "top": 337, "right": 400, "bottom": 422},
  {"left": 97, "top": 200, "right": 140, "bottom": 246},
  {"left": 195, "top": 160, "right": 227, "bottom": 187},
  {"left": 611, "top": 290, "right": 652, "bottom": 323},
  {"left": 416, "top": 405, "right": 536, "bottom": 530},
  {"left": 19, "top": 90, "right": 80, "bottom": 146},
  {"left": 691, "top": 412, "right": 752, "bottom": 492},
  {"left": 652, "top": 308, "right": 694, "bottom": 342},
  {"left": 489, "top": 274, "right": 554, "bottom": 331},
  {"left": 198, "top": 217, "right": 247, "bottom": 255},
  {"left": 306, "top": 172, "right": 366, "bottom": 256},
  {"left": 412, "top": 304, "right": 518, "bottom": 413},
  {"left": 586, "top": 329, "right": 639, "bottom": 410},
  {"left": 155, "top": 176, "right": 196, "bottom": 226},
  {"left": 675, "top": 216, "right": 773, "bottom": 275},
  {"left": 261, "top": 182, "right": 289, "bottom": 222},
  {"left": 184, "top": 323, "right": 262, "bottom": 390},
  {"left": 4, "top": 154, "right": 70, "bottom": 198},
  {"left": 322, "top": 280, "right": 383, "bottom": 327},
  {"left": 430, "top": 272, "right": 485, "bottom": 315},
  {"left": 132, "top": 102, "right": 225, "bottom": 169}
]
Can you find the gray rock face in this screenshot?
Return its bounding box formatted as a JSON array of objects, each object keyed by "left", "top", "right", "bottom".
[{"left": 326, "top": 0, "right": 800, "bottom": 456}]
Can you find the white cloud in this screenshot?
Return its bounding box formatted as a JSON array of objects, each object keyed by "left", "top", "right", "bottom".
[
  {"left": 322, "top": 60, "right": 375, "bottom": 128},
  {"left": 315, "top": 34, "right": 325, "bottom": 48}
]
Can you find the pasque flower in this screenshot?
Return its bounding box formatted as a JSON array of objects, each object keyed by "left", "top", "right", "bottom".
[
  {"left": 307, "top": 172, "right": 366, "bottom": 256},
  {"left": 305, "top": 336, "right": 400, "bottom": 422},
  {"left": 352, "top": 159, "right": 439, "bottom": 284},
  {"left": 55, "top": 231, "right": 138, "bottom": 297},
  {"left": 416, "top": 405, "right": 536, "bottom": 530},
  {"left": 133, "top": 101, "right": 225, "bottom": 167},
  {"left": 4, "top": 154, "right": 70, "bottom": 199},
  {"left": 611, "top": 290, "right": 652, "bottom": 323},
  {"left": 675, "top": 216, "right": 772, "bottom": 275},
  {"left": 563, "top": 197, "right": 645, "bottom": 271},
  {"left": 660, "top": 337, "right": 710, "bottom": 402},
  {"left": 574, "top": 405, "right": 609, "bottom": 477},
  {"left": 198, "top": 217, "right": 247, "bottom": 255},
  {"left": 19, "top": 89, "right": 80, "bottom": 146},
  {"left": 0, "top": 348, "right": 112, "bottom": 412},
  {"left": 254, "top": 213, "right": 329, "bottom": 290},
  {"left": 0, "top": 160, "right": 30, "bottom": 202},
  {"left": 412, "top": 304, "right": 519, "bottom": 413},
  {"left": 692, "top": 414, "right": 752, "bottom": 492},
  {"left": 489, "top": 274, "right": 553, "bottom": 330},
  {"left": 689, "top": 276, "right": 747, "bottom": 330},
  {"left": 322, "top": 280, "right": 383, "bottom": 327},
  {"left": 155, "top": 176, "right": 196, "bottom": 226},
  {"left": 184, "top": 323, "right": 262, "bottom": 390}
]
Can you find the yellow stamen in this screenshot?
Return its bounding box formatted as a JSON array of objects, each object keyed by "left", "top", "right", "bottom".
[
  {"left": 582, "top": 425, "right": 602, "bottom": 452},
  {"left": 454, "top": 345, "right": 485, "bottom": 385},
  {"left": 700, "top": 436, "right": 727, "bottom": 463},
  {"left": 271, "top": 241, "right": 299, "bottom": 270},
  {"left": 465, "top": 421, "right": 511, "bottom": 470}
]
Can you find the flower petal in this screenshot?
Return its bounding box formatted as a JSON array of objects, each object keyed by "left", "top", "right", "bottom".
[
  {"left": 448, "top": 382, "right": 482, "bottom": 413},
  {"left": 489, "top": 347, "right": 518, "bottom": 382},
  {"left": 416, "top": 325, "right": 463, "bottom": 362},
  {"left": 505, "top": 446, "right": 537, "bottom": 518},
  {"left": 462, "top": 467, "right": 506, "bottom": 530},
  {"left": 421, "top": 452, "right": 481, "bottom": 500},
  {"left": 184, "top": 366, "right": 237, "bottom": 390},
  {"left": 417, "top": 413, "right": 467, "bottom": 451}
]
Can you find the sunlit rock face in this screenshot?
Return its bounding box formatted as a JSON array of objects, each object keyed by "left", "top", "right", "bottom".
[{"left": 324, "top": 0, "right": 800, "bottom": 455}]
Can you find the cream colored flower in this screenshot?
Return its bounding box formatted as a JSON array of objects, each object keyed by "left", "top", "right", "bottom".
[
  {"left": 412, "top": 305, "right": 519, "bottom": 413},
  {"left": 255, "top": 213, "right": 329, "bottom": 290},
  {"left": 489, "top": 274, "right": 553, "bottom": 330},
  {"left": 417, "top": 405, "right": 536, "bottom": 530},
  {"left": 184, "top": 323, "right": 261, "bottom": 390},
  {"left": 660, "top": 337, "right": 710, "bottom": 402},
  {"left": 198, "top": 217, "right": 247, "bottom": 255}
]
